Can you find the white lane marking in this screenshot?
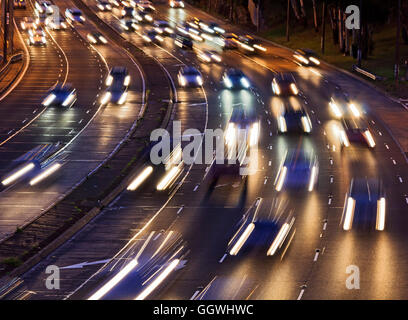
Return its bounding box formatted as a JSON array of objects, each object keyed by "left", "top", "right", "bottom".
[
  {"left": 328, "top": 198, "right": 332, "bottom": 205},
  {"left": 177, "top": 206, "right": 184, "bottom": 214},
  {"left": 398, "top": 176, "right": 403, "bottom": 183},
  {"left": 378, "top": 131, "right": 382, "bottom": 136},
  {"left": 392, "top": 159, "right": 397, "bottom": 165},
  {"left": 313, "top": 251, "right": 319, "bottom": 261},
  {"left": 297, "top": 289, "right": 305, "bottom": 300},
  {"left": 323, "top": 222, "right": 327, "bottom": 230},
  {"left": 219, "top": 253, "right": 227, "bottom": 263},
  {"left": 190, "top": 290, "right": 200, "bottom": 300},
  {"left": 193, "top": 184, "right": 199, "bottom": 192},
  {"left": 385, "top": 144, "right": 389, "bottom": 150},
  {"left": 264, "top": 178, "right": 268, "bottom": 185},
  {"left": 268, "top": 161, "right": 272, "bottom": 166}
]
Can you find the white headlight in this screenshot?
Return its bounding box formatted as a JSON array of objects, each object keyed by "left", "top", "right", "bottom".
[
  {"left": 240, "top": 77, "right": 250, "bottom": 88},
  {"left": 118, "top": 92, "right": 128, "bottom": 105},
  {"left": 62, "top": 93, "right": 75, "bottom": 106},
  {"left": 196, "top": 76, "right": 203, "bottom": 85},
  {"left": 224, "top": 76, "right": 232, "bottom": 88},
  {"left": 101, "top": 91, "right": 111, "bottom": 104},
  {"left": 124, "top": 75, "right": 130, "bottom": 86},
  {"left": 42, "top": 93, "right": 56, "bottom": 106},
  {"left": 106, "top": 75, "right": 113, "bottom": 86}
]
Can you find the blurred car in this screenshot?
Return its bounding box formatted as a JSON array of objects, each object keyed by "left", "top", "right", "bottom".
[
  {"left": 329, "top": 93, "right": 362, "bottom": 119},
  {"left": 20, "top": 17, "right": 37, "bottom": 30},
  {"left": 65, "top": 8, "right": 85, "bottom": 24},
  {"left": 196, "top": 49, "right": 222, "bottom": 63},
  {"left": 222, "top": 68, "right": 250, "bottom": 89},
  {"left": 97, "top": 0, "right": 112, "bottom": 11},
  {"left": 237, "top": 35, "right": 266, "bottom": 53},
  {"left": 277, "top": 105, "right": 312, "bottom": 134},
  {"left": 102, "top": 67, "right": 130, "bottom": 105},
  {"left": 221, "top": 33, "right": 238, "bottom": 49},
  {"left": 121, "top": 5, "right": 135, "bottom": 18},
  {"left": 141, "top": 30, "right": 164, "bottom": 44},
  {"left": 271, "top": 73, "right": 299, "bottom": 96},
  {"left": 42, "top": 83, "right": 77, "bottom": 108},
  {"left": 46, "top": 16, "right": 68, "bottom": 30},
  {"left": 342, "top": 178, "right": 386, "bottom": 231},
  {"left": 153, "top": 20, "right": 173, "bottom": 36},
  {"left": 225, "top": 104, "right": 259, "bottom": 148},
  {"left": 120, "top": 18, "right": 139, "bottom": 31},
  {"left": 200, "top": 21, "right": 225, "bottom": 35},
  {"left": 336, "top": 117, "right": 376, "bottom": 149},
  {"left": 275, "top": 149, "right": 319, "bottom": 192},
  {"left": 35, "top": 11, "right": 48, "bottom": 25},
  {"left": 87, "top": 231, "right": 188, "bottom": 300},
  {"left": 227, "top": 198, "right": 295, "bottom": 257},
  {"left": 34, "top": 0, "right": 53, "bottom": 15},
  {"left": 177, "top": 66, "right": 203, "bottom": 87},
  {"left": 28, "top": 28, "right": 46, "bottom": 46},
  {"left": 293, "top": 48, "right": 321, "bottom": 66},
  {"left": 108, "top": 0, "right": 120, "bottom": 6},
  {"left": 136, "top": 0, "right": 155, "bottom": 12},
  {"left": 13, "top": 0, "right": 27, "bottom": 9},
  {"left": 87, "top": 32, "right": 108, "bottom": 44},
  {"left": 169, "top": 0, "right": 184, "bottom": 8},
  {"left": 174, "top": 35, "right": 193, "bottom": 49},
  {"left": 105, "top": 66, "right": 130, "bottom": 88},
  {"left": 134, "top": 10, "right": 153, "bottom": 23}
]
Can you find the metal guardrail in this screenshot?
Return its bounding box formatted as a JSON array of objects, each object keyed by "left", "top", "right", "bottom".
[{"left": 352, "top": 64, "right": 383, "bottom": 81}]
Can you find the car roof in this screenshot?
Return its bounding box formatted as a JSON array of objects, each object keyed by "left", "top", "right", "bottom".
[
  {"left": 111, "top": 66, "right": 128, "bottom": 74},
  {"left": 182, "top": 66, "right": 199, "bottom": 74},
  {"left": 226, "top": 68, "right": 244, "bottom": 76},
  {"left": 274, "top": 73, "right": 295, "bottom": 82}
]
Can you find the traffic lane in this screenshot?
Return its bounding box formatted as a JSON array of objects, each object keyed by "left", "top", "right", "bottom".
[
  {"left": 0, "top": 25, "right": 105, "bottom": 177},
  {"left": 0, "top": 10, "right": 68, "bottom": 150},
  {"left": 0, "top": 38, "right": 144, "bottom": 237}
]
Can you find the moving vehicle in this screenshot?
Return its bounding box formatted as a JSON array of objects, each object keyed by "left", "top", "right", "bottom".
[
  {"left": 177, "top": 66, "right": 203, "bottom": 87},
  {"left": 28, "top": 28, "right": 46, "bottom": 46},
  {"left": 13, "top": 0, "right": 26, "bottom": 9},
  {"left": 275, "top": 149, "right": 319, "bottom": 192},
  {"left": 196, "top": 49, "right": 222, "bottom": 63},
  {"left": 271, "top": 73, "right": 299, "bottom": 96},
  {"left": 141, "top": 30, "right": 164, "bottom": 44},
  {"left": 336, "top": 117, "right": 376, "bottom": 149},
  {"left": 169, "top": 0, "right": 184, "bottom": 8},
  {"left": 342, "top": 177, "right": 386, "bottom": 231},
  {"left": 277, "top": 104, "right": 312, "bottom": 134},
  {"left": 96, "top": 0, "right": 112, "bottom": 11},
  {"left": 87, "top": 32, "right": 108, "bottom": 44},
  {"left": 222, "top": 68, "right": 251, "bottom": 89},
  {"left": 20, "top": 17, "right": 37, "bottom": 30},
  {"left": 174, "top": 35, "right": 193, "bottom": 49},
  {"left": 65, "top": 8, "right": 85, "bottom": 24},
  {"left": 42, "top": 83, "right": 77, "bottom": 108},
  {"left": 293, "top": 48, "right": 321, "bottom": 66},
  {"left": 46, "top": 16, "right": 68, "bottom": 30}
]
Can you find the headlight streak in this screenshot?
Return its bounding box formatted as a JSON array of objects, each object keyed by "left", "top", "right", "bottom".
[
  {"left": 101, "top": 91, "right": 111, "bottom": 104},
  {"left": 376, "top": 197, "right": 386, "bottom": 231},
  {"left": 42, "top": 93, "right": 56, "bottom": 106},
  {"left": 62, "top": 93, "right": 75, "bottom": 107},
  {"left": 293, "top": 54, "right": 309, "bottom": 65},
  {"left": 343, "top": 197, "right": 356, "bottom": 230},
  {"left": 308, "top": 165, "right": 317, "bottom": 192},
  {"left": 363, "top": 130, "right": 376, "bottom": 148},
  {"left": 196, "top": 75, "right": 203, "bottom": 86},
  {"left": 127, "top": 166, "right": 153, "bottom": 191},
  {"left": 88, "top": 259, "right": 139, "bottom": 300},
  {"left": 329, "top": 101, "right": 342, "bottom": 118},
  {"left": 309, "top": 57, "right": 320, "bottom": 65},
  {"left": 229, "top": 223, "right": 255, "bottom": 256},
  {"left": 275, "top": 166, "right": 287, "bottom": 191},
  {"left": 301, "top": 116, "right": 311, "bottom": 133},
  {"left": 349, "top": 103, "right": 361, "bottom": 117},
  {"left": 105, "top": 75, "right": 113, "bottom": 86},
  {"left": 156, "top": 163, "right": 182, "bottom": 191},
  {"left": 253, "top": 44, "right": 266, "bottom": 52},
  {"left": 134, "top": 259, "right": 180, "bottom": 300},
  {"left": 124, "top": 75, "right": 131, "bottom": 86},
  {"left": 249, "top": 122, "right": 259, "bottom": 146},
  {"left": 279, "top": 116, "right": 287, "bottom": 133},
  {"left": 29, "top": 163, "right": 61, "bottom": 186},
  {"left": 267, "top": 222, "right": 290, "bottom": 256},
  {"left": 1, "top": 163, "right": 35, "bottom": 186},
  {"left": 118, "top": 91, "right": 128, "bottom": 105},
  {"left": 240, "top": 77, "right": 250, "bottom": 88},
  {"left": 290, "top": 83, "right": 299, "bottom": 95},
  {"left": 224, "top": 76, "right": 232, "bottom": 88}
]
